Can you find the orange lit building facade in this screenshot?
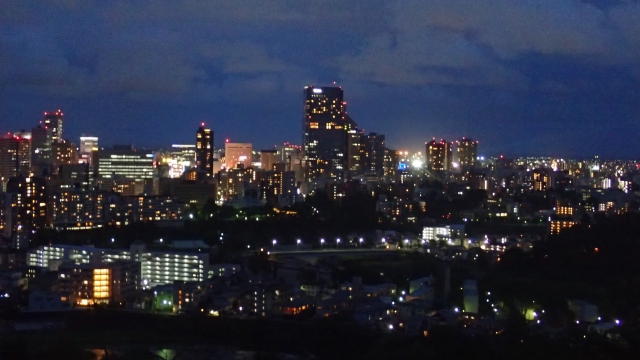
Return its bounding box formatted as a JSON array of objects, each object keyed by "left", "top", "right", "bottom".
[{"left": 58, "top": 261, "right": 140, "bottom": 306}]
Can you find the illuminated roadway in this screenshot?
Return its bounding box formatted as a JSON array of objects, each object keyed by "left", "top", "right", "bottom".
[{"left": 268, "top": 248, "right": 408, "bottom": 256}]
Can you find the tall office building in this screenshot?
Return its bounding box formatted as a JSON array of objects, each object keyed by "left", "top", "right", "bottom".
[
  {"left": 361, "top": 132, "right": 385, "bottom": 176},
  {"left": 457, "top": 138, "right": 478, "bottom": 169},
  {"left": 225, "top": 142, "right": 252, "bottom": 169},
  {"left": 195, "top": 124, "right": 214, "bottom": 177},
  {"left": 260, "top": 150, "right": 277, "bottom": 171},
  {"left": 97, "top": 145, "right": 156, "bottom": 180},
  {"left": 158, "top": 144, "right": 197, "bottom": 179},
  {"left": 347, "top": 129, "right": 364, "bottom": 176},
  {"left": 31, "top": 125, "right": 53, "bottom": 174},
  {"left": 302, "top": 86, "right": 356, "bottom": 181},
  {"left": 44, "top": 110, "right": 64, "bottom": 143},
  {"left": 0, "top": 132, "right": 31, "bottom": 190},
  {"left": 427, "top": 139, "right": 452, "bottom": 172},
  {"left": 79, "top": 136, "right": 98, "bottom": 165},
  {"left": 275, "top": 143, "right": 302, "bottom": 164},
  {"left": 79, "top": 136, "right": 99, "bottom": 154}
]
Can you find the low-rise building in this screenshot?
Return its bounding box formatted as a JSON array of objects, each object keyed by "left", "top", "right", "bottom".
[
  {"left": 57, "top": 261, "right": 140, "bottom": 306},
  {"left": 28, "top": 243, "right": 209, "bottom": 288}
]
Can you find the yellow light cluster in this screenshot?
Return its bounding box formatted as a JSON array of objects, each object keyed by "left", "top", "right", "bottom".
[{"left": 93, "top": 268, "right": 111, "bottom": 299}]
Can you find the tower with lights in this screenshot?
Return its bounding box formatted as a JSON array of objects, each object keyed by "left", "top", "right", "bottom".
[
  {"left": 302, "top": 86, "right": 356, "bottom": 182},
  {"left": 195, "top": 123, "right": 214, "bottom": 177}
]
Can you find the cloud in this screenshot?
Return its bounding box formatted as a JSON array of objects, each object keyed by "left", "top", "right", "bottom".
[
  {"left": 337, "top": 0, "right": 640, "bottom": 88},
  {"left": 200, "top": 42, "right": 287, "bottom": 74}
]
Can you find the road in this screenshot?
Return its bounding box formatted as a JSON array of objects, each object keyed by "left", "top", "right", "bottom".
[{"left": 268, "top": 248, "right": 406, "bottom": 257}]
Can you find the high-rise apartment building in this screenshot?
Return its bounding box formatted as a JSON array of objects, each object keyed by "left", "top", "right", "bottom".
[
  {"left": 361, "top": 132, "right": 385, "bottom": 175},
  {"left": 225, "top": 142, "right": 252, "bottom": 170},
  {"left": 4, "top": 175, "right": 48, "bottom": 249},
  {"left": 195, "top": 124, "right": 214, "bottom": 177},
  {"left": 347, "top": 129, "right": 363, "bottom": 176},
  {"left": 0, "top": 132, "right": 31, "bottom": 190},
  {"left": 427, "top": 139, "right": 452, "bottom": 172},
  {"left": 44, "top": 110, "right": 64, "bottom": 143},
  {"left": 457, "top": 138, "right": 478, "bottom": 169},
  {"left": 52, "top": 139, "right": 77, "bottom": 170},
  {"left": 383, "top": 148, "right": 399, "bottom": 182},
  {"left": 303, "top": 86, "right": 355, "bottom": 181}
]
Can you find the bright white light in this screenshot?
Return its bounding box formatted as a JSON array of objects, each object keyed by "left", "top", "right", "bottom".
[
  {"left": 454, "top": 307, "right": 459, "bottom": 313},
  {"left": 452, "top": 162, "right": 459, "bottom": 168},
  {"left": 411, "top": 159, "right": 423, "bottom": 168},
  {"left": 388, "top": 324, "right": 394, "bottom": 330},
  {"left": 312, "top": 88, "right": 322, "bottom": 93},
  {"left": 615, "top": 319, "right": 620, "bottom": 325}
]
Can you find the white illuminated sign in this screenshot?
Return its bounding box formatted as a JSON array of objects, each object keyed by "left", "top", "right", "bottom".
[{"left": 312, "top": 88, "right": 322, "bottom": 94}]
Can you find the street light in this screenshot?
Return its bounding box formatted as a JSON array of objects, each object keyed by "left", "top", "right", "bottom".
[
  {"left": 359, "top": 238, "right": 364, "bottom": 247},
  {"left": 297, "top": 239, "right": 301, "bottom": 250},
  {"left": 320, "top": 238, "right": 325, "bottom": 250},
  {"left": 336, "top": 238, "right": 340, "bottom": 249},
  {"left": 272, "top": 239, "right": 277, "bottom": 250}
]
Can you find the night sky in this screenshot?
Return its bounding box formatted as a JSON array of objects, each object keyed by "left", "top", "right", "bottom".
[{"left": 1, "top": 0, "right": 639, "bottom": 158}]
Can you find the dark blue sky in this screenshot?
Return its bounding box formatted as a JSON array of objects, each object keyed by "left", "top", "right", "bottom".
[{"left": 1, "top": 0, "right": 639, "bottom": 158}]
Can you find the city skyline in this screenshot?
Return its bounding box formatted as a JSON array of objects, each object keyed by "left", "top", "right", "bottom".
[{"left": 2, "top": 1, "right": 640, "bottom": 158}]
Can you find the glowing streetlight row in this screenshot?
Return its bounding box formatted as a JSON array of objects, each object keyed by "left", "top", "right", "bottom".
[{"left": 269, "top": 237, "right": 371, "bottom": 250}]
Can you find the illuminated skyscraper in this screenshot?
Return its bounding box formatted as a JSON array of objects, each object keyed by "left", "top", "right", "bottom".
[
  {"left": 4, "top": 175, "right": 47, "bottom": 249},
  {"left": 31, "top": 125, "right": 53, "bottom": 173},
  {"left": 260, "top": 150, "right": 277, "bottom": 171},
  {"left": 457, "top": 138, "right": 478, "bottom": 169},
  {"left": 347, "top": 129, "right": 364, "bottom": 176},
  {"left": 195, "top": 124, "right": 214, "bottom": 177},
  {"left": 97, "top": 145, "right": 156, "bottom": 180},
  {"left": 427, "top": 139, "right": 452, "bottom": 172},
  {"left": 361, "top": 132, "right": 385, "bottom": 176},
  {"left": 52, "top": 139, "right": 77, "bottom": 170},
  {"left": 225, "top": 142, "right": 252, "bottom": 169},
  {"left": 0, "top": 132, "right": 31, "bottom": 190},
  {"left": 44, "top": 110, "right": 64, "bottom": 143},
  {"left": 303, "top": 86, "right": 355, "bottom": 181}
]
